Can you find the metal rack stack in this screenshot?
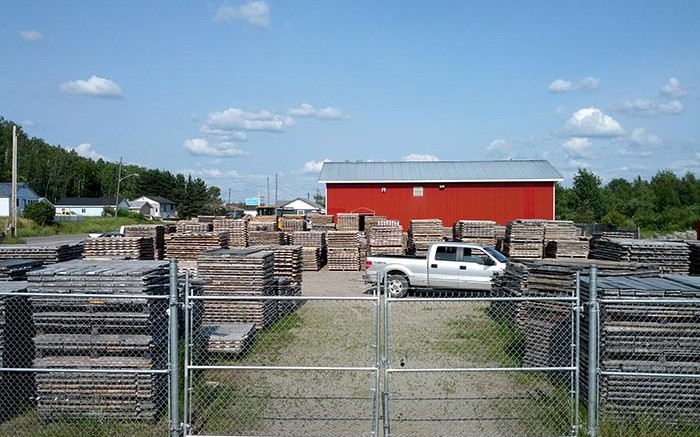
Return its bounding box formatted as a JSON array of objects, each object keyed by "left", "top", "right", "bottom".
[
  {"left": 291, "top": 231, "right": 326, "bottom": 271},
  {"left": 590, "top": 238, "right": 691, "bottom": 274},
  {"left": 0, "top": 243, "right": 84, "bottom": 264},
  {"left": 83, "top": 236, "right": 155, "bottom": 260},
  {"left": 212, "top": 217, "right": 249, "bottom": 248},
  {"left": 26, "top": 260, "right": 171, "bottom": 422}
]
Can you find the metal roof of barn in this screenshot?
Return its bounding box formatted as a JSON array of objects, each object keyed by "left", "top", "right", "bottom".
[{"left": 318, "top": 160, "right": 563, "bottom": 183}]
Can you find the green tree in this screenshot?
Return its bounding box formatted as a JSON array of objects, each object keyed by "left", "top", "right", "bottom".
[
  {"left": 570, "top": 168, "right": 604, "bottom": 223},
  {"left": 23, "top": 201, "right": 55, "bottom": 226},
  {"left": 313, "top": 188, "right": 326, "bottom": 207}
]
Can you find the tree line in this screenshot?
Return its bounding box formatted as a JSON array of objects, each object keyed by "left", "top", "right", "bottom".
[
  {"left": 0, "top": 118, "right": 225, "bottom": 219},
  {"left": 556, "top": 168, "right": 700, "bottom": 234}
]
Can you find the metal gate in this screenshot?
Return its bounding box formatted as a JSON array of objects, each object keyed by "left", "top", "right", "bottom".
[
  {"left": 382, "top": 289, "right": 580, "bottom": 437},
  {"left": 183, "top": 283, "right": 382, "bottom": 436},
  {"left": 182, "top": 271, "right": 580, "bottom": 437}
]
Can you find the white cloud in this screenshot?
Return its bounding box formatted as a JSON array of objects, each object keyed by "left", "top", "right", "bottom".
[
  {"left": 548, "top": 79, "right": 574, "bottom": 93},
  {"left": 206, "top": 108, "right": 294, "bottom": 132},
  {"left": 629, "top": 128, "right": 662, "bottom": 147},
  {"left": 548, "top": 76, "right": 600, "bottom": 93},
  {"left": 19, "top": 30, "right": 44, "bottom": 42},
  {"left": 658, "top": 100, "right": 684, "bottom": 114},
  {"left": 565, "top": 107, "right": 625, "bottom": 137},
  {"left": 317, "top": 107, "right": 345, "bottom": 120},
  {"left": 183, "top": 138, "right": 247, "bottom": 157},
  {"left": 214, "top": 1, "right": 270, "bottom": 27},
  {"left": 69, "top": 143, "right": 111, "bottom": 161},
  {"left": 185, "top": 168, "right": 242, "bottom": 179},
  {"left": 562, "top": 137, "right": 593, "bottom": 158},
  {"left": 199, "top": 125, "right": 248, "bottom": 141},
  {"left": 302, "top": 159, "right": 331, "bottom": 173},
  {"left": 59, "top": 76, "right": 123, "bottom": 98},
  {"left": 402, "top": 153, "right": 440, "bottom": 162},
  {"left": 660, "top": 77, "right": 687, "bottom": 99},
  {"left": 612, "top": 98, "right": 656, "bottom": 116},
  {"left": 579, "top": 76, "right": 601, "bottom": 90},
  {"left": 288, "top": 103, "right": 346, "bottom": 120},
  {"left": 288, "top": 103, "right": 316, "bottom": 117}
]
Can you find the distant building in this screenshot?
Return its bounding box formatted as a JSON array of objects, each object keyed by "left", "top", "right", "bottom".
[
  {"left": 55, "top": 197, "right": 129, "bottom": 217},
  {"left": 275, "top": 198, "right": 324, "bottom": 215},
  {"left": 131, "top": 196, "right": 177, "bottom": 219},
  {"left": 0, "top": 182, "right": 41, "bottom": 216},
  {"left": 128, "top": 200, "right": 155, "bottom": 217},
  {"left": 318, "top": 160, "right": 563, "bottom": 229}
]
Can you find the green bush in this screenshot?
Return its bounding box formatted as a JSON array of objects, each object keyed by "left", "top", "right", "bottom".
[{"left": 22, "top": 201, "right": 55, "bottom": 226}]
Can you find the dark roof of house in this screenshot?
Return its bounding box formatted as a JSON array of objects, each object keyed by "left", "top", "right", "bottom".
[
  {"left": 55, "top": 197, "right": 119, "bottom": 206},
  {"left": 318, "top": 160, "right": 564, "bottom": 183},
  {"left": 0, "top": 182, "right": 36, "bottom": 197}
]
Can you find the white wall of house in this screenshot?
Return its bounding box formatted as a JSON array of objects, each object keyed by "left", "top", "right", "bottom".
[
  {"left": 0, "top": 184, "right": 41, "bottom": 216},
  {"left": 55, "top": 200, "right": 130, "bottom": 217},
  {"left": 133, "top": 196, "right": 176, "bottom": 219}
]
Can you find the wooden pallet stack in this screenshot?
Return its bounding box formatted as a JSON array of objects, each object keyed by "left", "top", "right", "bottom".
[
  {"left": 249, "top": 230, "right": 287, "bottom": 246},
  {"left": 580, "top": 275, "right": 700, "bottom": 423},
  {"left": 503, "top": 220, "right": 546, "bottom": 259},
  {"left": 279, "top": 217, "right": 307, "bottom": 232},
  {"left": 0, "top": 243, "right": 84, "bottom": 264},
  {"left": 26, "top": 260, "right": 171, "bottom": 422},
  {"left": 83, "top": 236, "right": 155, "bottom": 260},
  {"left": 590, "top": 238, "right": 691, "bottom": 274},
  {"left": 408, "top": 219, "right": 444, "bottom": 255},
  {"left": 543, "top": 221, "right": 589, "bottom": 259},
  {"left": 336, "top": 213, "right": 360, "bottom": 231},
  {"left": 326, "top": 231, "right": 361, "bottom": 271},
  {"left": 200, "top": 323, "right": 256, "bottom": 356},
  {"left": 367, "top": 220, "right": 404, "bottom": 256},
  {"left": 249, "top": 220, "right": 278, "bottom": 232},
  {"left": 291, "top": 231, "right": 327, "bottom": 271},
  {"left": 689, "top": 241, "right": 700, "bottom": 275},
  {"left": 197, "top": 249, "right": 277, "bottom": 332},
  {"left": 212, "top": 217, "right": 249, "bottom": 248},
  {"left": 363, "top": 216, "right": 387, "bottom": 234},
  {"left": 0, "top": 259, "right": 43, "bottom": 281},
  {"left": 176, "top": 221, "right": 213, "bottom": 233},
  {"left": 122, "top": 225, "right": 167, "bottom": 259},
  {"left": 164, "top": 232, "right": 229, "bottom": 261},
  {"left": 0, "top": 282, "right": 34, "bottom": 420},
  {"left": 453, "top": 220, "right": 497, "bottom": 247}
]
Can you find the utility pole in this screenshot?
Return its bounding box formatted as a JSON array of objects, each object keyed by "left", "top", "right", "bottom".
[
  {"left": 228, "top": 188, "right": 231, "bottom": 205},
  {"left": 267, "top": 177, "right": 270, "bottom": 207},
  {"left": 275, "top": 173, "right": 278, "bottom": 205},
  {"left": 10, "top": 126, "right": 18, "bottom": 238}
]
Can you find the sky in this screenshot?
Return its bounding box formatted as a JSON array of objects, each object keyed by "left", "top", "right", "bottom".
[{"left": 2, "top": 1, "right": 699, "bottom": 203}]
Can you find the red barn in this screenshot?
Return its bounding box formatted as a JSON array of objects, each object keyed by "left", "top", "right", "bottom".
[{"left": 318, "top": 160, "right": 563, "bottom": 229}]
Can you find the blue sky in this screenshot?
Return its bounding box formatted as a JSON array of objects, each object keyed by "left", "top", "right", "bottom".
[{"left": 2, "top": 1, "right": 699, "bottom": 203}]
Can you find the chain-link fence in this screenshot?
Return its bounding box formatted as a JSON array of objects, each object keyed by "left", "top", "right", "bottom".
[
  {"left": 0, "top": 260, "right": 177, "bottom": 437},
  {"left": 384, "top": 293, "right": 579, "bottom": 437},
  {"left": 3, "top": 261, "right": 700, "bottom": 437},
  {"left": 184, "top": 294, "right": 381, "bottom": 436},
  {"left": 586, "top": 274, "right": 700, "bottom": 437}
]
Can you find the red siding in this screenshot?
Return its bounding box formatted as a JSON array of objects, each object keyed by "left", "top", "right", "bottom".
[{"left": 326, "top": 182, "right": 555, "bottom": 229}]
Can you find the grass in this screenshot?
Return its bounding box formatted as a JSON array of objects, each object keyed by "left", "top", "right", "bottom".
[{"left": 1, "top": 216, "right": 163, "bottom": 241}]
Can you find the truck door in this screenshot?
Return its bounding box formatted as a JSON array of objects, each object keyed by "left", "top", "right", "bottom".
[
  {"left": 428, "top": 245, "right": 461, "bottom": 288},
  {"left": 458, "top": 247, "right": 495, "bottom": 290}
]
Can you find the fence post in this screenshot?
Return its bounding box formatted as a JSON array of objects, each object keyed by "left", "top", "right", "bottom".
[
  {"left": 169, "top": 258, "right": 181, "bottom": 437},
  {"left": 587, "top": 264, "right": 599, "bottom": 437}
]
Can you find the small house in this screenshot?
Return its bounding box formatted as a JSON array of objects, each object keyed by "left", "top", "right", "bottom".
[
  {"left": 0, "top": 182, "right": 41, "bottom": 216},
  {"left": 55, "top": 197, "right": 129, "bottom": 217},
  {"left": 131, "top": 196, "right": 177, "bottom": 219}
]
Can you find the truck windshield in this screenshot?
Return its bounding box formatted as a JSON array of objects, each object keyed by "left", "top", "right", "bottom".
[{"left": 482, "top": 246, "right": 508, "bottom": 263}]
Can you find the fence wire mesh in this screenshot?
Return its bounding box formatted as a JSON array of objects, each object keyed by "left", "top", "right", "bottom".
[
  {"left": 185, "top": 296, "right": 380, "bottom": 437},
  {"left": 0, "top": 289, "right": 172, "bottom": 437},
  {"left": 384, "top": 297, "right": 578, "bottom": 437},
  {"left": 595, "top": 298, "right": 700, "bottom": 437}
]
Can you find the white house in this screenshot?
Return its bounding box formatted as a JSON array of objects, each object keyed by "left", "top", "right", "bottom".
[
  {"left": 131, "top": 196, "right": 177, "bottom": 219},
  {"left": 275, "top": 198, "right": 324, "bottom": 215},
  {"left": 55, "top": 197, "right": 129, "bottom": 217},
  {"left": 128, "top": 200, "right": 154, "bottom": 217},
  {"left": 0, "top": 182, "right": 41, "bottom": 216}
]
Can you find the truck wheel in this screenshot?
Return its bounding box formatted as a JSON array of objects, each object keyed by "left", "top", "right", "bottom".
[{"left": 386, "top": 274, "right": 409, "bottom": 298}]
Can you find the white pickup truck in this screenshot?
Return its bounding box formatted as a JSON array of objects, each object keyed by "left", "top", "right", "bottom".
[{"left": 364, "top": 242, "right": 508, "bottom": 298}]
